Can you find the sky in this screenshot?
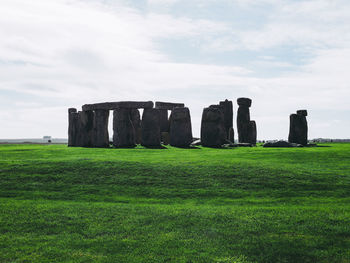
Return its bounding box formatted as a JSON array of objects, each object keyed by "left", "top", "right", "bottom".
[{"left": 0, "top": 0, "right": 349, "bottom": 139}]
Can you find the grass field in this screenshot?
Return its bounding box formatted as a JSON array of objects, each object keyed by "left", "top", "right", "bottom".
[{"left": 1, "top": 143, "right": 350, "bottom": 262}]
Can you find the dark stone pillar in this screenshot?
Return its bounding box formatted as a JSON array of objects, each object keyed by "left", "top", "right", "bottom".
[
  {"left": 219, "top": 99, "right": 233, "bottom": 139},
  {"left": 68, "top": 108, "right": 78, "bottom": 147},
  {"left": 248, "top": 121, "right": 257, "bottom": 145},
  {"left": 200, "top": 107, "right": 226, "bottom": 147},
  {"left": 159, "top": 109, "right": 169, "bottom": 133},
  {"left": 93, "top": 109, "right": 109, "bottom": 148},
  {"left": 130, "top": 109, "right": 141, "bottom": 144},
  {"left": 141, "top": 109, "right": 161, "bottom": 147},
  {"left": 113, "top": 108, "right": 136, "bottom": 148},
  {"left": 228, "top": 127, "right": 234, "bottom": 143},
  {"left": 77, "top": 110, "right": 94, "bottom": 147},
  {"left": 288, "top": 110, "right": 308, "bottom": 146},
  {"left": 237, "top": 98, "right": 256, "bottom": 144},
  {"left": 169, "top": 107, "right": 193, "bottom": 147}
]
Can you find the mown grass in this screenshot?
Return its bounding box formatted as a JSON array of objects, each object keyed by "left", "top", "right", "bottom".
[{"left": 0, "top": 143, "right": 350, "bottom": 262}]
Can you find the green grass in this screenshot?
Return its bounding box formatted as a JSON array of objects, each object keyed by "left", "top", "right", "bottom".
[{"left": 1, "top": 143, "right": 350, "bottom": 262}]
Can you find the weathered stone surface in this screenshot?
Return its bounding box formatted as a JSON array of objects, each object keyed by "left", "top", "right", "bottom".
[
  {"left": 219, "top": 99, "right": 233, "bottom": 138},
  {"left": 68, "top": 108, "right": 78, "bottom": 147},
  {"left": 130, "top": 109, "right": 141, "bottom": 144},
  {"left": 237, "top": 97, "right": 256, "bottom": 144},
  {"left": 93, "top": 109, "right": 109, "bottom": 148},
  {"left": 237, "top": 97, "right": 252, "bottom": 107},
  {"left": 263, "top": 141, "right": 303, "bottom": 147},
  {"left": 158, "top": 109, "right": 169, "bottom": 132},
  {"left": 141, "top": 108, "right": 161, "bottom": 147},
  {"left": 113, "top": 108, "right": 136, "bottom": 148},
  {"left": 161, "top": 132, "right": 170, "bottom": 145},
  {"left": 82, "top": 101, "right": 153, "bottom": 111},
  {"left": 297, "top": 110, "right": 308, "bottom": 116},
  {"left": 288, "top": 112, "right": 308, "bottom": 146},
  {"left": 77, "top": 110, "right": 94, "bottom": 147},
  {"left": 169, "top": 107, "right": 193, "bottom": 147},
  {"left": 237, "top": 106, "right": 250, "bottom": 143},
  {"left": 228, "top": 127, "right": 235, "bottom": 143},
  {"left": 200, "top": 107, "right": 226, "bottom": 147},
  {"left": 248, "top": 120, "right": 257, "bottom": 145},
  {"left": 155, "top": 101, "right": 184, "bottom": 110}
]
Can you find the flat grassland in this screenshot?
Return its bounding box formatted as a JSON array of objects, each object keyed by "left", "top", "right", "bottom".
[{"left": 0, "top": 143, "right": 350, "bottom": 262}]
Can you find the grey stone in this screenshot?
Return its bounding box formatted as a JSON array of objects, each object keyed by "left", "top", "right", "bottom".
[
  {"left": 161, "top": 132, "right": 170, "bottom": 145},
  {"left": 130, "top": 109, "right": 141, "bottom": 144},
  {"left": 158, "top": 109, "right": 169, "bottom": 132},
  {"left": 200, "top": 107, "right": 226, "bottom": 147},
  {"left": 297, "top": 110, "right": 308, "bottom": 116},
  {"left": 82, "top": 101, "right": 153, "bottom": 111},
  {"left": 219, "top": 99, "right": 233, "bottom": 139},
  {"left": 237, "top": 97, "right": 252, "bottom": 107},
  {"left": 93, "top": 109, "right": 109, "bottom": 148},
  {"left": 288, "top": 111, "right": 308, "bottom": 146},
  {"left": 228, "top": 127, "right": 235, "bottom": 143},
  {"left": 113, "top": 108, "right": 136, "bottom": 148},
  {"left": 68, "top": 108, "right": 78, "bottom": 147},
  {"left": 77, "top": 110, "right": 94, "bottom": 147},
  {"left": 248, "top": 121, "right": 257, "bottom": 145},
  {"left": 263, "top": 141, "right": 303, "bottom": 147},
  {"left": 155, "top": 101, "right": 184, "bottom": 110},
  {"left": 169, "top": 107, "right": 193, "bottom": 147},
  {"left": 237, "top": 97, "right": 256, "bottom": 144},
  {"left": 191, "top": 139, "right": 201, "bottom": 146},
  {"left": 141, "top": 108, "right": 161, "bottom": 147}
]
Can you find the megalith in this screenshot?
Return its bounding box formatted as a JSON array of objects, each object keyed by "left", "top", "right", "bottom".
[
  {"left": 93, "top": 109, "right": 109, "bottom": 148},
  {"left": 113, "top": 108, "right": 136, "bottom": 148},
  {"left": 158, "top": 109, "right": 169, "bottom": 133},
  {"left": 68, "top": 108, "right": 78, "bottom": 147},
  {"left": 141, "top": 108, "right": 161, "bottom": 147},
  {"left": 77, "top": 110, "right": 94, "bottom": 147},
  {"left": 288, "top": 110, "right": 308, "bottom": 146},
  {"left": 130, "top": 109, "right": 141, "bottom": 144},
  {"left": 219, "top": 99, "right": 233, "bottom": 139},
  {"left": 169, "top": 107, "right": 193, "bottom": 147},
  {"left": 200, "top": 107, "right": 226, "bottom": 147},
  {"left": 237, "top": 98, "right": 256, "bottom": 144}
]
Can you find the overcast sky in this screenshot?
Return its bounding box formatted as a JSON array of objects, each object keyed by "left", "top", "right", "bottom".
[{"left": 1, "top": 0, "right": 349, "bottom": 139}]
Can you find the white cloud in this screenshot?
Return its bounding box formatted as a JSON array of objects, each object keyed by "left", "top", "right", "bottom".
[{"left": 0, "top": 0, "right": 349, "bottom": 139}]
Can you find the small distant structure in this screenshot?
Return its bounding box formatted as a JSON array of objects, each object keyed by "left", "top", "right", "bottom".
[{"left": 43, "top": 136, "right": 52, "bottom": 143}]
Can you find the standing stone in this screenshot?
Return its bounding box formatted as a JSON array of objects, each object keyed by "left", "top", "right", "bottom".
[
  {"left": 113, "top": 108, "right": 136, "bottom": 148},
  {"left": 228, "top": 127, "right": 235, "bottom": 143},
  {"left": 248, "top": 121, "right": 257, "bottom": 145},
  {"left": 68, "top": 108, "right": 78, "bottom": 147},
  {"left": 161, "top": 132, "right": 170, "bottom": 145},
  {"left": 141, "top": 108, "right": 161, "bottom": 147},
  {"left": 159, "top": 109, "right": 169, "bottom": 133},
  {"left": 130, "top": 109, "right": 141, "bottom": 144},
  {"left": 237, "top": 98, "right": 256, "bottom": 144},
  {"left": 219, "top": 99, "right": 233, "bottom": 139},
  {"left": 77, "top": 110, "right": 94, "bottom": 147},
  {"left": 288, "top": 110, "right": 308, "bottom": 146},
  {"left": 169, "top": 107, "right": 193, "bottom": 147},
  {"left": 93, "top": 109, "right": 109, "bottom": 148},
  {"left": 200, "top": 107, "right": 226, "bottom": 147}
]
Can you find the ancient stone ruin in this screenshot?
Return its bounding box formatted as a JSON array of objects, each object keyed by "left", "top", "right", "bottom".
[
  {"left": 288, "top": 110, "right": 308, "bottom": 146},
  {"left": 199, "top": 99, "right": 234, "bottom": 147},
  {"left": 236, "top": 98, "right": 257, "bottom": 145},
  {"left": 68, "top": 101, "right": 188, "bottom": 148},
  {"left": 169, "top": 107, "right": 193, "bottom": 147},
  {"left": 69, "top": 98, "right": 310, "bottom": 149}
]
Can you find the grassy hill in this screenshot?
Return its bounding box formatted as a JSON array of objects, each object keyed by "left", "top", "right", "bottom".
[{"left": 0, "top": 143, "right": 350, "bottom": 262}]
